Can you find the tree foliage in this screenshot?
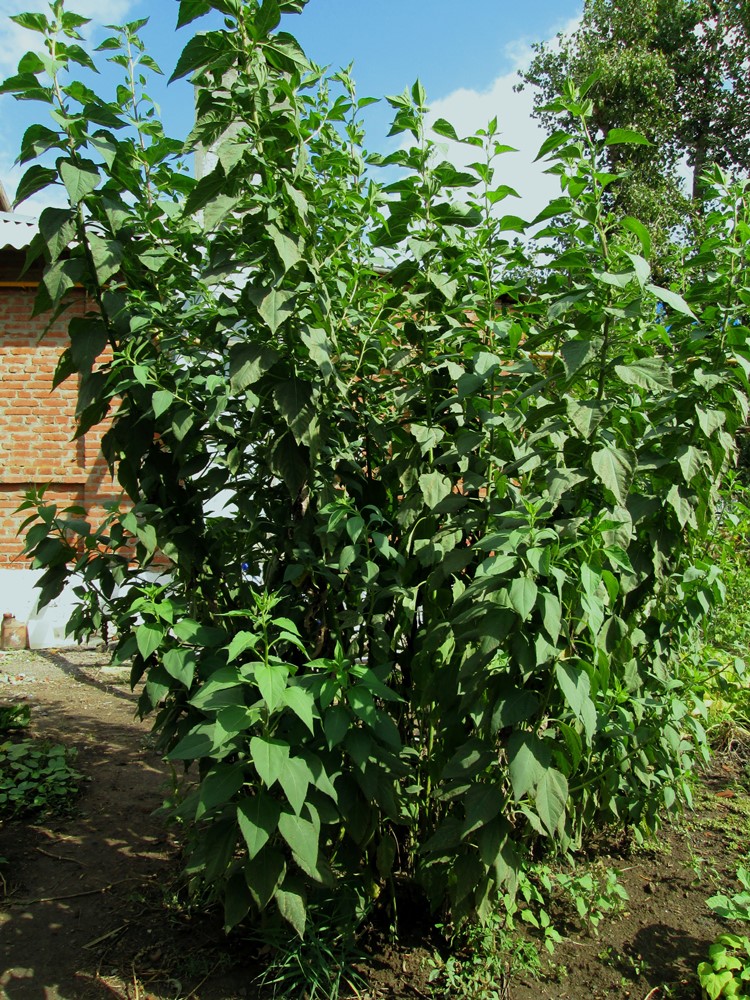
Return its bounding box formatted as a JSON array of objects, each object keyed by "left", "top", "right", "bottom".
[
  {"left": 3, "top": 0, "right": 750, "bottom": 939},
  {"left": 523, "top": 0, "right": 750, "bottom": 242}
]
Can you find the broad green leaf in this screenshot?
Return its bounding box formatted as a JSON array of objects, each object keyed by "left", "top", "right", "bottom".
[
  {"left": 666, "top": 484, "right": 694, "bottom": 528},
  {"left": 677, "top": 445, "right": 708, "bottom": 485},
  {"left": 268, "top": 224, "right": 301, "bottom": 272},
  {"left": 163, "top": 647, "right": 196, "bottom": 687},
  {"left": 509, "top": 576, "right": 537, "bottom": 622},
  {"left": 462, "top": 783, "right": 505, "bottom": 837},
  {"left": 276, "top": 884, "right": 307, "bottom": 938},
  {"left": 646, "top": 283, "right": 696, "bottom": 320},
  {"left": 15, "top": 166, "right": 57, "bottom": 207},
  {"left": 432, "top": 117, "right": 459, "bottom": 141},
  {"left": 278, "top": 811, "right": 319, "bottom": 873},
  {"left": 251, "top": 737, "right": 289, "bottom": 788},
  {"left": 614, "top": 358, "right": 671, "bottom": 392},
  {"left": 254, "top": 661, "right": 288, "bottom": 714},
  {"left": 540, "top": 592, "right": 562, "bottom": 644},
  {"left": 324, "top": 706, "right": 350, "bottom": 748},
  {"left": 555, "top": 662, "right": 597, "bottom": 741},
  {"left": 534, "top": 768, "right": 568, "bottom": 836},
  {"left": 419, "top": 471, "right": 452, "bottom": 509},
  {"left": 136, "top": 622, "right": 163, "bottom": 660},
  {"left": 507, "top": 732, "right": 550, "bottom": 801},
  {"left": 561, "top": 339, "right": 598, "bottom": 377},
  {"left": 237, "top": 793, "right": 281, "bottom": 859},
  {"left": 224, "top": 870, "right": 252, "bottom": 931},
  {"left": 152, "top": 390, "right": 173, "bottom": 419},
  {"left": 253, "top": 286, "right": 296, "bottom": 334},
  {"left": 245, "top": 848, "right": 285, "bottom": 910},
  {"left": 604, "top": 128, "right": 651, "bottom": 146},
  {"left": 197, "top": 763, "right": 245, "bottom": 820},
  {"left": 592, "top": 447, "right": 633, "bottom": 506},
  {"left": 226, "top": 631, "right": 258, "bottom": 663},
  {"left": 278, "top": 756, "right": 311, "bottom": 815},
  {"left": 283, "top": 686, "right": 316, "bottom": 734},
  {"left": 168, "top": 725, "right": 216, "bottom": 761},
  {"left": 173, "top": 619, "right": 226, "bottom": 646},
  {"left": 622, "top": 216, "right": 651, "bottom": 257},
  {"left": 490, "top": 690, "right": 539, "bottom": 733},
  {"left": 229, "top": 343, "right": 279, "bottom": 393},
  {"left": 59, "top": 158, "right": 100, "bottom": 203}
]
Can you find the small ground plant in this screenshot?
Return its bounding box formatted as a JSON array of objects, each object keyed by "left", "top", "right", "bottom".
[{"left": 0, "top": 738, "right": 80, "bottom": 818}]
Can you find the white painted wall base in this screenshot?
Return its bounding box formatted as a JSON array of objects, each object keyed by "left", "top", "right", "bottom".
[{"left": 0, "top": 569, "right": 84, "bottom": 649}]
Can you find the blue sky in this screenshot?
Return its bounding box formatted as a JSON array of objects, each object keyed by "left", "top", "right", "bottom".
[{"left": 0, "top": 0, "right": 581, "bottom": 217}]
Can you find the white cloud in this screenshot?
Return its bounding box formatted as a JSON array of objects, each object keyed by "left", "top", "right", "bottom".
[
  {"left": 0, "top": 0, "right": 138, "bottom": 77},
  {"left": 426, "top": 14, "right": 582, "bottom": 227}
]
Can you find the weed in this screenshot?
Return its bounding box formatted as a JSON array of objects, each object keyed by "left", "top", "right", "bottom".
[
  {"left": 707, "top": 865, "right": 750, "bottom": 923},
  {"left": 0, "top": 739, "right": 80, "bottom": 818},
  {"left": 0, "top": 704, "right": 31, "bottom": 733},
  {"left": 697, "top": 933, "right": 750, "bottom": 999},
  {"left": 253, "top": 904, "right": 367, "bottom": 1000},
  {"left": 428, "top": 910, "right": 533, "bottom": 1000}
]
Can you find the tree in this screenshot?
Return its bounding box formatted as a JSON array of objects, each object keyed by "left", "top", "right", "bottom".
[
  {"left": 3, "top": 0, "right": 749, "bottom": 949},
  {"left": 523, "top": 0, "right": 750, "bottom": 239}
]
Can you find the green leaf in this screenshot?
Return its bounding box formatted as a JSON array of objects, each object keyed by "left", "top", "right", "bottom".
[
  {"left": 534, "top": 768, "right": 568, "bottom": 836},
  {"left": 268, "top": 224, "right": 301, "bottom": 272},
  {"left": 509, "top": 577, "right": 538, "bottom": 622},
  {"left": 592, "top": 447, "right": 633, "bottom": 506},
  {"left": 15, "top": 165, "right": 58, "bottom": 206},
  {"left": 224, "top": 870, "right": 252, "bottom": 931},
  {"left": 676, "top": 446, "right": 707, "bottom": 485},
  {"left": 283, "top": 686, "right": 316, "bottom": 734},
  {"left": 276, "top": 884, "right": 307, "bottom": 938},
  {"left": 646, "top": 283, "right": 696, "bottom": 320},
  {"left": 245, "top": 848, "right": 285, "bottom": 910},
  {"left": 163, "top": 647, "right": 196, "bottom": 687},
  {"left": 432, "top": 118, "right": 459, "bottom": 141},
  {"left": 136, "top": 622, "right": 163, "bottom": 660},
  {"left": 622, "top": 216, "right": 651, "bottom": 257},
  {"left": 324, "top": 706, "right": 350, "bottom": 748},
  {"left": 254, "top": 661, "right": 288, "bottom": 714},
  {"left": 237, "top": 793, "right": 281, "bottom": 859},
  {"left": 229, "top": 343, "right": 279, "bottom": 393},
  {"left": 177, "top": 1, "right": 211, "bottom": 28},
  {"left": 251, "top": 737, "right": 290, "bottom": 788},
  {"left": 197, "top": 763, "right": 245, "bottom": 819},
  {"left": 419, "top": 471, "right": 452, "bottom": 509},
  {"left": 614, "top": 358, "right": 672, "bottom": 392},
  {"left": 168, "top": 725, "right": 216, "bottom": 761},
  {"left": 172, "top": 619, "right": 226, "bottom": 646},
  {"left": 149, "top": 389, "right": 173, "bottom": 419},
  {"left": 278, "top": 756, "right": 311, "bottom": 815},
  {"left": 555, "top": 662, "right": 597, "bottom": 741},
  {"left": 58, "top": 158, "right": 100, "bottom": 203},
  {"left": 605, "top": 128, "right": 651, "bottom": 146},
  {"left": 278, "top": 811, "right": 319, "bottom": 873},
  {"left": 508, "top": 733, "right": 550, "bottom": 801},
  {"left": 252, "top": 286, "right": 295, "bottom": 334},
  {"left": 226, "top": 631, "right": 258, "bottom": 663}
]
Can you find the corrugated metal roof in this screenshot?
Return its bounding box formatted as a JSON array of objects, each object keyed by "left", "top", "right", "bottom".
[{"left": 0, "top": 213, "right": 38, "bottom": 251}]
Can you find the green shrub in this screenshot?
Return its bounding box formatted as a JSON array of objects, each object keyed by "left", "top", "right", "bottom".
[{"left": 4, "top": 0, "right": 749, "bottom": 944}]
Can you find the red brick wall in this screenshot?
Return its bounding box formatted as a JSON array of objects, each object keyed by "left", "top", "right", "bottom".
[{"left": 0, "top": 258, "right": 122, "bottom": 568}]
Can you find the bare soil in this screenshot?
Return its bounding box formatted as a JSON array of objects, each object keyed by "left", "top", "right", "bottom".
[{"left": 0, "top": 646, "right": 747, "bottom": 999}]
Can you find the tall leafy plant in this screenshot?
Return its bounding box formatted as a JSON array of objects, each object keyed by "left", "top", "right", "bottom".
[{"left": 4, "top": 0, "right": 749, "bottom": 938}]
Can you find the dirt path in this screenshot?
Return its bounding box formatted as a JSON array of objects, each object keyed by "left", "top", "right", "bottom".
[{"left": 0, "top": 648, "right": 243, "bottom": 1000}]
